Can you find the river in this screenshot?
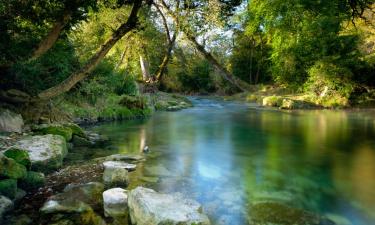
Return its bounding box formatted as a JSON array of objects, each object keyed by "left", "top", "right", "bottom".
[{"left": 73, "top": 97, "right": 375, "bottom": 225}]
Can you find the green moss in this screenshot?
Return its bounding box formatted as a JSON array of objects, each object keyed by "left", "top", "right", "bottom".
[
  {"left": 3, "top": 147, "right": 31, "bottom": 169},
  {"left": 119, "top": 95, "right": 148, "bottom": 109},
  {"left": 0, "top": 179, "right": 17, "bottom": 199},
  {"left": 34, "top": 125, "right": 73, "bottom": 141},
  {"left": 0, "top": 154, "right": 27, "bottom": 179},
  {"left": 64, "top": 123, "right": 86, "bottom": 138},
  {"left": 18, "top": 171, "right": 45, "bottom": 190}
]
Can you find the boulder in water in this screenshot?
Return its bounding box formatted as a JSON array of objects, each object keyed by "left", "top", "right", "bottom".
[
  {"left": 103, "top": 188, "right": 128, "bottom": 219},
  {"left": 103, "top": 165, "right": 129, "bottom": 188},
  {"left": 128, "top": 187, "right": 210, "bottom": 225},
  {"left": 40, "top": 182, "right": 106, "bottom": 225}
]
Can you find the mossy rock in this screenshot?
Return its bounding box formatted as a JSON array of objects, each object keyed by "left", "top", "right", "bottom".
[
  {"left": 72, "top": 135, "right": 92, "bottom": 147},
  {"left": 64, "top": 123, "right": 86, "bottom": 138},
  {"left": 3, "top": 147, "right": 31, "bottom": 168},
  {"left": 262, "top": 96, "right": 283, "bottom": 107},
  {"left": 16, "top": 135, "right": 68, "bottom": 172},
  {"left": 33, "top": 124, "right": 73, "bottom": 142},
  {"left": 0, "top": 153, "right": 27, "bottom": 179},
  {"left": 0, "top": 179, "right": 17, "bottom": 199},
  {"left": 18, "top": 171, "right": 45, "bottom": 191}
]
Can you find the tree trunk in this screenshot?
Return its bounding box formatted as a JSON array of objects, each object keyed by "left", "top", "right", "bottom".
[
  {"left": 153, "top": 2, "right": 178, "bottom": 82},
  {"left": 37, "top": 1, "right": 142, "bottom": 100},
  {"left": 157, "top": 0, "right": 250, "bottom": 91},
  {"left": 185, "top": 33, "right": 251, "bottom": 91},
  {"left": 139, "top": 55, "right": 151, "bottom": 81},
  {"left": 30, "top": 11, "right": 72, "bottom": 61},
  {"left": 155, "top": 36, "right": 175, "bottom": 81}
]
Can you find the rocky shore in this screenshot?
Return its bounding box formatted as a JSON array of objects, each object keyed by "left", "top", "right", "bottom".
[{"left": 0, "top": 95, "right": 207, "bottom": 225}]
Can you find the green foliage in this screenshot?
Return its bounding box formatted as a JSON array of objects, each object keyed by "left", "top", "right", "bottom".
[
  {"left": 305, "top": 60, "right": 356, "bottom": 107},
  {"left": 230, "top": 31, "right": 271, "bottom": 84},
  {"left": 6, "top": 40, "right": 79, "bottom": 93},
  {"left": 246, "top": 0, "right": 373, "bottom": 90},
  {"left": 163, "top": 49, "right": 217, "bottom": 93}
]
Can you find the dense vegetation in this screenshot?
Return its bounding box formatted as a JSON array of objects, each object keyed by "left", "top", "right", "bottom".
[{"left": 0, "top": 0, "right": 374, "bottom": 113}]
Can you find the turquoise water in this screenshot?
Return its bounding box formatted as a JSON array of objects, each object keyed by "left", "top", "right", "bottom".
[{"left": 90, "top": 98, "right": 375, "bottom": 225}]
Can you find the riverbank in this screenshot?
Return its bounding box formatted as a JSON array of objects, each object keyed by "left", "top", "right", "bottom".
[{"left": 223, "top": 85, "right": 375, "bottom": 109}]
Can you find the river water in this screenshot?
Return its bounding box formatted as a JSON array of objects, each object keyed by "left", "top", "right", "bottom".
[{"left": 86, "top": 97, "right": 375, "bottom": 225}]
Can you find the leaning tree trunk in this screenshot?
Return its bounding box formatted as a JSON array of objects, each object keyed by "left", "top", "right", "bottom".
[
  {"left": 185, "top": 33, "right": 251, "bottom": 91},
  {"left": 155, "top": 36, "right": 175, "bottom": 81},
  {"left": 139, "top": 55, "right": 151, "bottom": 81},
  {"left": 158, "top": 0, "right": 251, "bottom": 91},
  {"left": 30, "top": 11, "right": 72, "bottom": 61},
  {"left": 37, "top": 1, "right": 142, "bottom": 100},
  {"left": 153, "top": 2, "right": 178, "bottom": 82}
]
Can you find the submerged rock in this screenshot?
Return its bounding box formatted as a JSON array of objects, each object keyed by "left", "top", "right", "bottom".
[
  {"left": 144, "top": 164, "right": 174, "bottom": 177},
  {"left": 248, "top": 202, "right": 335, "bottom": 225},
  {"left": 62, "top": 182, "right": 105, "bottom": 210},
  {"left": 0, "top": 195, "right": 13, "bottom": 222},
  {"left": 40, "top": 182, "right": 106, "bottom": 225},
  {"left": 72, "top": 135, "right": 92, "bottom": 147},
  {"left": 128, "top": 187, "right": 210, "bottom": 225},
  {"left": 103, "top": 188, "right": 128, "bottom": 219},
  {"left": 0, "top": 153, "right": 27, "bottom": 179},
  {"left": 0, "top": 109, "right": 24, "bottom": 133},
  {"left": 103, "top": 161, "right": 137, "bottom": 171},
  {"left": 105, "top": 154, "right": 144, "bottom": 163},
  {"left": 15, "top": 134, "right": 68, "bottom": 172},
  {"left": 86, "top": 132, "right": 109, "bottom": 146}
]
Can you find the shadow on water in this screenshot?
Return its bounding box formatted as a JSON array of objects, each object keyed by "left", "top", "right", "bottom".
[{"left": 78, "top": 98, "right": 375, "bottom": 225}]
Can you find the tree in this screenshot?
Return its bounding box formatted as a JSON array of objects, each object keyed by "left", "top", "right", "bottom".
[
  {"left": 0, "top": 0, "right": 144, "bottom": 102},
  {"left": 156, "top": 0, "right": 252, "bottom": 91}
]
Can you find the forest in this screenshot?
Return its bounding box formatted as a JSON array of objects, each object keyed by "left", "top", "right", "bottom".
[{"left": 0, "top": 0, "right": 375, "bottom": 225}]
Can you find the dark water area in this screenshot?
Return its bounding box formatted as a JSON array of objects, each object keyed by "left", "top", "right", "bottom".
[{"left": 78, "top": 97, "right": 375, "bottom": 225}]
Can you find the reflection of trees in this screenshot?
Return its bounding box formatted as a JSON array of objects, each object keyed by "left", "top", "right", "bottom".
[{"left": 332, "top": 143, "right": 375, "bottom": 219}]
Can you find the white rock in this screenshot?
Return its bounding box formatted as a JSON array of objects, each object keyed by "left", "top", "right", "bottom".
[
  {"left": 0, "top": 109, "right": 24, "bottom": 133},
  {"left": 103, "top": 161, "right": 136, "bottom": 171},
  {"left": 15, "top": 134, "right": 67, "bottom": 171},
  {"left": 103, "top": 188, "right": 128, "bottom": 218},
  {"left": 128, "top": 187, "right": 210, "bottom": 225},
  {"left": 0, "top": 195, "right": 13, "bottom": 221}
]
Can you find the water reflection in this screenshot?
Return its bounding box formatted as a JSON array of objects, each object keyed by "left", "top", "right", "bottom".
[{"left": 90, "top": 100, "right": 375, "bottom": 225}]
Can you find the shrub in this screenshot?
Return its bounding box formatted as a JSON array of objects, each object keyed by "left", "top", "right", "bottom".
[{"left": 305, "top": 60, "right": 355, "bottom": 107}]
